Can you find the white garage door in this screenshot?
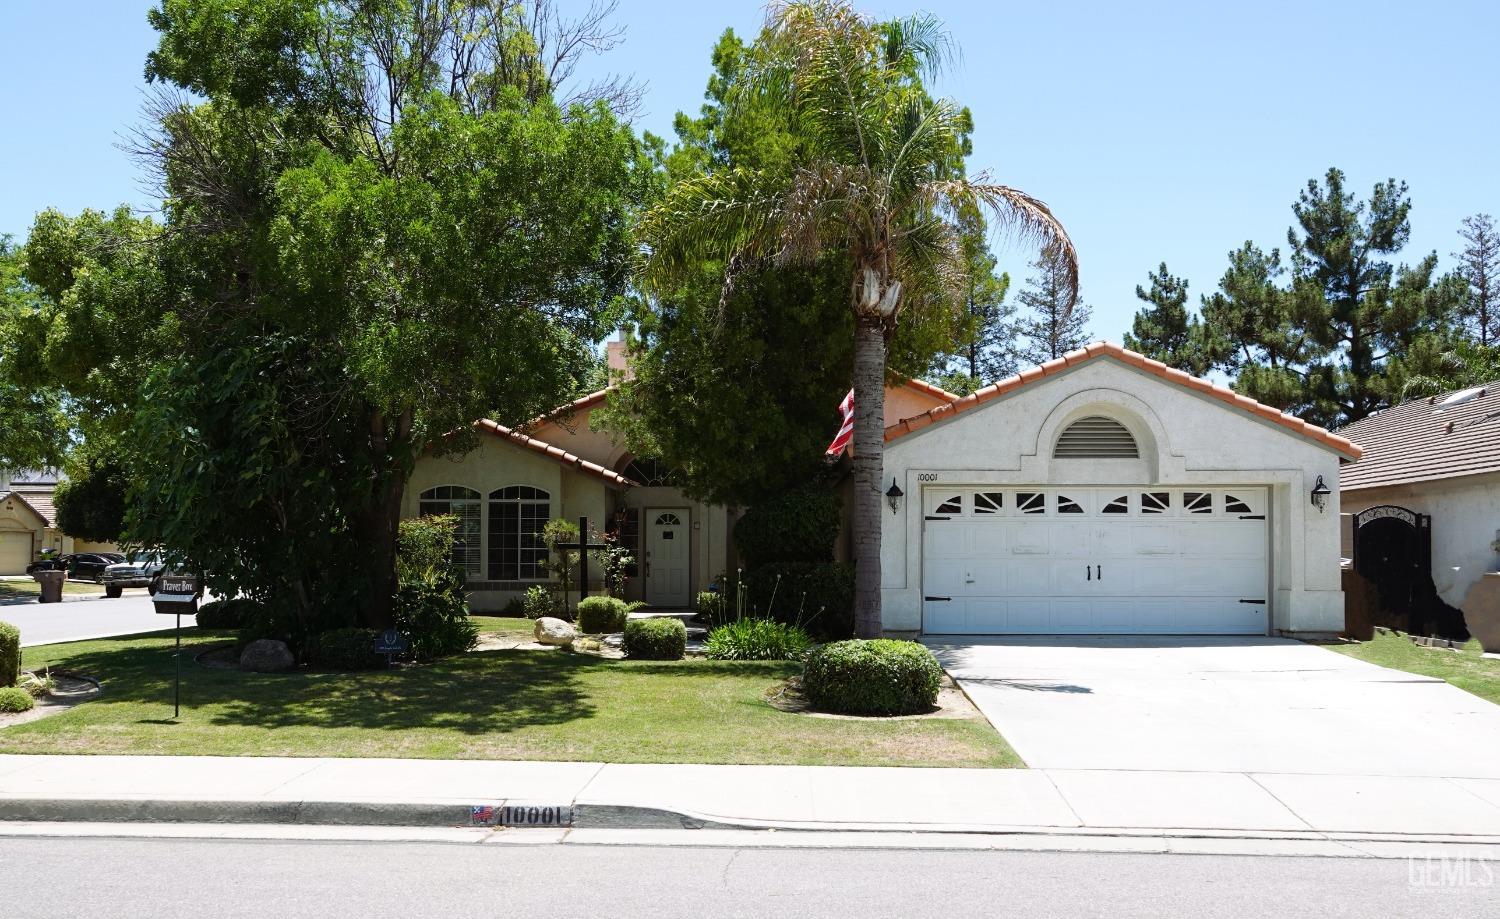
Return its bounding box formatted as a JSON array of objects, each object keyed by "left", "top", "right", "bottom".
[
  {"left": 922, "top": 487, "right": 1268, "bottom": 635},
  {"left": 0, "top": 531, "right": 33, "bottom": 576}
]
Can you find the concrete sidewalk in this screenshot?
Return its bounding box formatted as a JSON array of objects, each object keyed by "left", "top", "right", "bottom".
[{"left": 3, "top": 754, "right": 1500, "bottom": 843}]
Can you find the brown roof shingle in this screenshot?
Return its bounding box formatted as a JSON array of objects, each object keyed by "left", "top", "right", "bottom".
[
  {"left": 475, "top": 420, "right": 637, "bottom": 487},
  {"left": 1337, "top": 382, "right": 1500, "bottom": 491},
  {"left": 883, "top": 341, "right": 1363, "bottom": 461}
]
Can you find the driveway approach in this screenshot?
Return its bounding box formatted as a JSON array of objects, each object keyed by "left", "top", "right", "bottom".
[{"left": 926, "top": 636, "right": 1500, "bottom": 779}]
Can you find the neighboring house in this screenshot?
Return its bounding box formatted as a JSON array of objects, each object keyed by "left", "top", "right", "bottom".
[
  {"left": 1337, "top": 383, "right": 1500, "bottom": 614},
  {"left": 408, "top": 340, "right": 1360, "bottom": 637},
  {"left": 0, "top": 469, "right": 118, "bottom": 575}
]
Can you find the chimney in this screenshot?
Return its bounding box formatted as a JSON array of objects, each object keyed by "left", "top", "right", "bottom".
[{"left": 606, "top": 337, "right": 632, "bottom": 380}]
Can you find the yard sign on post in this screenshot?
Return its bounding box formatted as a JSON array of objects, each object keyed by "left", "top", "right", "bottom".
[
  {"left": 151, "top": 573, "right": 201, "bottom": 720},
  {"left": 552, "top": 516, "right": 609, "bottom": 610}
]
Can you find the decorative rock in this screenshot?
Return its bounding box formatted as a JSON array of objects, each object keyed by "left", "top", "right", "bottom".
[
  {"left": 534, "top": 617, "right": 577, "bottom": 647},
  {"left": 239, "top": 639, "right": 295, "bottom": 673}
]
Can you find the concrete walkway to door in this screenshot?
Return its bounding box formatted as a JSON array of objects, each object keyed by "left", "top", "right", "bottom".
[{"left": 925, "top": 636, "right": 1500, "bottom": 778}]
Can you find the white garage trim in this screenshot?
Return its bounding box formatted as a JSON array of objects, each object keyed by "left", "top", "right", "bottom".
[{"left": 921, "top": 486, "right": 1270, "bottom": 635}]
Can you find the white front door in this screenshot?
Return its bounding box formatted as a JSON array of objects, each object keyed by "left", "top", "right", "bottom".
[
  {"left": 922, "top": 487, "right": 1269, "bottom": 635},
  {"left": 645, "top": 510, "right": 691, "bottom": 607}
]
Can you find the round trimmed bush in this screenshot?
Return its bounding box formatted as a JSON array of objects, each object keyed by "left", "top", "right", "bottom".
[
  {"left": 802, "top": 639, "right": 942, "bottom": 715},
  {"left": 623, "top": 617, "right": 686, "bottom": 660},
  {"left": 0, "top": 621, "right": 19, "bottom": 688},
  {"left": 195, "top": 597, "right": 264, "bottom": 630},
  {"left": 0, "top": 686, "right": 34, "bottom": 713},
  {"left": 305, "top": 627, "right": 385, "bottom": 671},
  {"left": 577, "top": 597, "right": 628, "bottom": 634}
]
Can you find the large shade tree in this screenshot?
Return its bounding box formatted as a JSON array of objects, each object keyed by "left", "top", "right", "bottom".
[
  {"left": 12, "top": 1, "right": 646, "bottom": 632},
  {"left": 635, "top": 0, "right": 1075, "bottom": 637}
]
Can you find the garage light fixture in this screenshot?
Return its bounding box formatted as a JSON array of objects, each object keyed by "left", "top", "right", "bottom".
[
  {"left": 885, "top": 478, "right": 904, "bottom": 514},
  {"left": 1310, "top": 475, "right": 1331, "bottom": 513}
]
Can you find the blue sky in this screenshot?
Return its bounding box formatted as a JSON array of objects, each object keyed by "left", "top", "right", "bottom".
[{"left": 3, "top": 1, "right": 1496, "bottom": 342}]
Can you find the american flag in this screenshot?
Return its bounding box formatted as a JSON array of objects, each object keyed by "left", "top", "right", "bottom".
[{"left": 825, "top": 389, "right": 855, "bottom": 458}]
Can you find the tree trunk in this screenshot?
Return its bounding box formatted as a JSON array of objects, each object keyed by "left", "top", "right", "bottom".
[
  {"left": 360, "top": 474, "right": 406, "bottom": 630},
  {"left": 358, "top": 407, "right": 413, "bottom": 630},
  {"left": 851, "top": 317, "right": 886, "bottom": 639}
]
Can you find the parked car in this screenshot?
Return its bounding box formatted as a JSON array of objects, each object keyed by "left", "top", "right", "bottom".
[
  {"left": 25, "top": 554, "right": 64, "bottom": 574},
  {"left": 62, "top": 553, "right": 126, "bottom": 583},
  {"left": 102, "top": 551, "right": 166, "bottom": 598}
]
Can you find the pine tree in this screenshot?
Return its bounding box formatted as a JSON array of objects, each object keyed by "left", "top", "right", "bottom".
[
  {"left": 934, "top": 209, "right": 1015, "bottom": 390},
  {"left": 1017, "top": 247, "right": 1091, "bottom": 366},
  {"left": 1456, "top": 213, "right": 1500, "bottom": 346},
  {"left": 1124, "top": 262, "right": 1212, "bottom": 375}
]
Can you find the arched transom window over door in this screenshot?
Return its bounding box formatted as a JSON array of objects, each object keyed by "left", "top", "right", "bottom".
[
  {"left": 488, "top": 486, "right": 551, "bottom": 581},
  {"left": 418, "top": 486, "right": 481, "bottom": 577}
]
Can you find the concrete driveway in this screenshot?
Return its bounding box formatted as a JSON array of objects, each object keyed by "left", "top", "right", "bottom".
[{"left": 926, "top": 636, "right": 1500, "bottom": 779}]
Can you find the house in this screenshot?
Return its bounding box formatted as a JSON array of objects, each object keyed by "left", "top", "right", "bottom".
[
  {"left": 1337, "top": 382, "right": 1500, "bottom": 621},
  {"left": 877, "top": 342, "right": 1359, "bottom": 637},
  {"left": 401, "top": 341, "right": 958, "bottom": 612},
  {"left": 0, "top": 469, "right": 118, "bottom": 575},
  {"left": 407, "top": 340, "right": 1360, "bottom": 637}
]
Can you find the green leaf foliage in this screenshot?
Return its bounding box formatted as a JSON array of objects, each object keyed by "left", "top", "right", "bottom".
[
  {"left": 622, "top": 617, "right": 686, "bottom": 661},
  {"left": 0, "top": 621, "right": 18, "bottom": 688},
  {"left": 802, "top": 639, "right": 942, "bottom": 716},
  {"left": 732, "top": 487, "right": 843, "bottom": 568},
  {"left": 705, "top": 618, "right": 811, "bottom": 661},
  {"left": 10, "top": 3, "right": 648, "bottom": 631}
]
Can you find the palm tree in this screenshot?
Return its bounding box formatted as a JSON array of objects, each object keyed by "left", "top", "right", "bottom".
[{"left": 636, "top": 0, "right": 1076, "bottom": 638}]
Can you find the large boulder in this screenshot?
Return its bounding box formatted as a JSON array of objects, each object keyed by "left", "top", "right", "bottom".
[
  {"left": 533, "top": 617, "right": 577, "bottom": 647},
  {"left": 239, "top": 639, "right": 296, "bottom": 673}
]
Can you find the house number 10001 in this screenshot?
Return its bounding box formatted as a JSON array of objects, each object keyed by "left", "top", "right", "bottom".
[{"left": 917, "top": 473, "right": 939, "bottom": 482}]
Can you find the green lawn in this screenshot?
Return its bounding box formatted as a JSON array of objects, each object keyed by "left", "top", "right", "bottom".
[
  {"left": 0, "top": 579, "right": 108, "bottom": 601},
  {"left": 1329, "top": 631, "right": 1500, "bottom": 706},
  {"left": 0, "top": 620, "right": 1020, "bottom": 768}
]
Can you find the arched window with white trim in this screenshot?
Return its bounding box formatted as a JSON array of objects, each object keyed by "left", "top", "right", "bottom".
[
  {"left": 488, "top": 486, "right": 551, "bottom": 581},
  {"left": 418, "top": 486, "right": 482, "bottom": 577}
]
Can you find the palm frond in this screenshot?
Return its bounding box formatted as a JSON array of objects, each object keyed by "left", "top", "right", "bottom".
[
  {"left": 924, "top": 176, "right": 1079, "bottom": 308},
  {"left": 882, "top": 11, "right": 956, "bottom": 81},
  {"left": 635, "top": 168, "right": 791, "bottom": 292}
]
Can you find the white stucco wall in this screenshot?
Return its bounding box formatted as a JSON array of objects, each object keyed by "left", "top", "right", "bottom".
[
  {"left": 1342, "top": 472, "right": 1500, "bottom": 609},
  {"left": 878, "top": 357, "right": 1349, "bottom": 635}
]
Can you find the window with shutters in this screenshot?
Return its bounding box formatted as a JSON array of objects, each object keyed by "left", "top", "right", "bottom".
[{"left": 1054, "top": 416, "right": 1139, "bottom": 458}]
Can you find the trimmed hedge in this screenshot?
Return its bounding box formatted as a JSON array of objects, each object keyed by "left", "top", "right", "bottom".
[
  {"left": 733, "top": 487, "right": 842, "bottom": 568},
  {"left": 623, "top": 617, "right": 686, "bottom": 660},
  {"left": 305, "top": 627, "right": 385, "bottom": 671},
  {"left": 577, "top": 596, "right": 628, "bottom": 634},
  {"left": 195, "top": 598, "right": 265, "bottom": 631},
  {"left": 802, "top": 639, "right": 942, "bottom": 716},
  {"left": 0, "top": 621, "right": 19, "bottom": 688},
  {"left": 0, "top": 686, "right": 33, "bottom": 714},
  {"left": 735, "top": 562, "right": 854, "bottom": 640}
]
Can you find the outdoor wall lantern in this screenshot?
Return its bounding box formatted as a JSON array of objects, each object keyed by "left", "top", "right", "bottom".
[
  {"left": 886, "top": 477, "right": 904, "bottom": 514},
  {"left": 1310, "top": 474, "right": 1331, "bottom": 513}
]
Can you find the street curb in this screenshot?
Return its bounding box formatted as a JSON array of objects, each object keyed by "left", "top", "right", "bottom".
[{"left": 0, "top": 798, "right": 494, "bottom": 828}]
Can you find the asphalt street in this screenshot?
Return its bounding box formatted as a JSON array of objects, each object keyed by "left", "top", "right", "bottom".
[
  {"left": 1, "top": 837, "right": 1494, "bottom": 918},
  {"left": 0, "top": 590, "right": 181, "bottom": 646}
]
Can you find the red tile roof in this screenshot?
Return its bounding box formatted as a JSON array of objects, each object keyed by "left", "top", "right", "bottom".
[
  {"left": 882, "top": 341, "right": 1363, "bottom": 461},
  {"left": 475, "top": 420, "right": 637, "bottom": 487},
  {"left": 1337, "top": 382, "right": 1500, "bottom": 490}
]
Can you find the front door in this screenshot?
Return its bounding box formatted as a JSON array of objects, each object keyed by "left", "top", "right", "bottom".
[{"left": 645, "top": 510, "right": 691, "bottom": 607}]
